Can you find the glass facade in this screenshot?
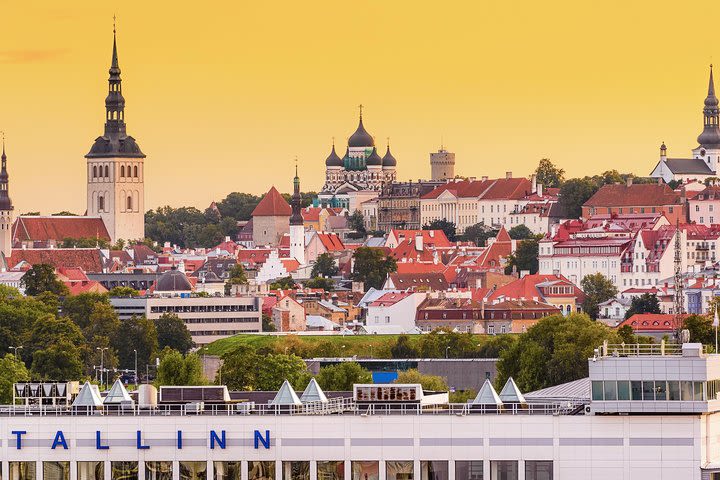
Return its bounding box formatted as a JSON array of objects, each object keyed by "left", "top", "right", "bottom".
[
  {"left": 386, "top": 462, "right": 413, "bottom": 480},
  {"left": 593, "top": 380, "right": 707, "bottom": 401},
  {"left": 214, "top": 462, "right": 241, "bottom": 480},
  {"left": 249, "top": 462, "right": 275, "bottom": 480},
  {"left": 283, "top": 462, "right": 310, "bottom": 480},
  {"left": 351, "top": 461, "right": 379, "bottom": 480},
  {"left": 525, "top": 461, "right": 552, "bottom": 480},
  {"left": 490, "top": 461, "right": 517, "bottom": 480},
  {"left": 180, "top": 462, "right": 207, "bottom": 480},
  {"left": 77, "top": 462, "right": 104, "bottom": 480},
  {"left": 455, "top": 461, "right": 483, "bottom": 480},
  {"left": 43, "top": 462, "right": 70, "bottom": 480},
  {"left": 145, "top": 462, "right": 172, "bottom": 480},
  {"left": 9, "top": 462, "right": 36, "bottom": 480},
  {"left": 112, "top": 462, "right": 138, "bottom": 480},
  {"left": 420, "top": 462, "right": 448, "bottom": 480},
  {"left": 317, "top": 462, "right": 344, "bottom": 480}
]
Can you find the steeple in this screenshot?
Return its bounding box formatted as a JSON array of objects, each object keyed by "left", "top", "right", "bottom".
[
  {"left": 290, "top": 162, "right": 303, "bottom": 226},
  {"left": 698, "top": 65, "right": 720, "bottom": 149},
  {"left": 0, "top": 137, "right": 13, "bottom": 211}
]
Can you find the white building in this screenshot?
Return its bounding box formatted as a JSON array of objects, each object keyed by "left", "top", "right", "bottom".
[{"left": 365, "top": 292, "right": 425, "bottom": 332}]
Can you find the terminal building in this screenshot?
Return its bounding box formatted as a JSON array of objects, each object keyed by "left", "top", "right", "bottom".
[{"left": 2, "top": 342, "right": 720, "bottom": 480}]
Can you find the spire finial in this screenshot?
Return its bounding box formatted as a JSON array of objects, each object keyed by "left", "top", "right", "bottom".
[
  {"left": 1, "top": 131, "right": 5, "bottom": 159},
  {"left": 294, "top": 156, "right": 298, "bottom": 178},
  {"left": 332, "top": 136, "right": 335, "bottom": 148},
  {"left": 358, "top": 104, "right": 363, "bottom": 120}
]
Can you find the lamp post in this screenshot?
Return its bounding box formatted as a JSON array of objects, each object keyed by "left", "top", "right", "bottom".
[
  {"left": 96, "top": 347, "right": 108, "bottom": 390},
  {"left": 9, "top": 345, "right": 23, "bottom": 357},
  {"left": 133, "top": 349, "right": 138, "bottom": 390},
  {"left": 445, "top": 346, "right": 450, "bottom": 359}
]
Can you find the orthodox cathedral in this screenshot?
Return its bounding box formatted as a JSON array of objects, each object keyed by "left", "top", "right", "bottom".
[
  {"left": 651, "top": 66, "right": 720, "bottom": 183},
  {"left": 318, "top": 108, "right": 397, "bottom": 208}
]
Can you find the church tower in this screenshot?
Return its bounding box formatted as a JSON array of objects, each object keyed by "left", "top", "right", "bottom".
[
  {"left": 693, "top": 65, "right": 720, "bottom": 173},
  {"left": 85, "top": 25, "right": 146, "bottom": 244},
  {"left": 0, "top": 140, "right": 14, "bottom": 257},
  {"left": 289, "top": 165, "right": 306, "bottom": 265}
]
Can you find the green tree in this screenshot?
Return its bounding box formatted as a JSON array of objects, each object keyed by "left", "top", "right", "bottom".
[
  {"left": 460, "top": 223, "right": 498, "bottom": 247},
  {"left": 0, "top": 285, "right": 56, "bottom": 356},
  {"left": 156, "top": 348, "right": 206, "bottom": 386},
  {"left": 558, "top": 178, "right": 599, "bottom": 219},
  {"left": 580, "top": 273, "right": 618, "bottom": 319},
  {"left": 0, "top": 354, "right": 30, "bottom": 403},
  {"left": 22, "top": 264, "right": 69, "bottom": 296},
  {"left": 216, "top": 192, "right": 263, "bottom": 221},
  {"left": 395, "top": 369, "right": 448, "bottom": 391},
  {"left": 534, "top": 158, "right": 565, "bottom": 188},
  {"left": 423, "top": 219, "right": 457, "bottom": 242},
  {"left": 508, "top": 225, "right": 534, "bottom": 240},
  {"left": 115, "top": 316, "right": 158, "bottom": 370},
  {"left": 348, "top": 210, "right": 367, "bottom": 234},
  {"left": 352, "top": 247, "right": 398, "bottom": 291},
  {"left": 62, "top": 292, "right": 110, "bottom": 331},
  {"left": 315, "top": 362, "right": 372, "bottom": 391},
  {"left": 617, "top": 325, "right": 636, "bottom": 344},
  {"left": 224, "top": 263, "right": 248, "bottom": 295},
  {"left": 504, "top": 238, "right": 540, "bottom": 274},
  {"left": 262, "top": 313, "right": 276, "bottom": 332},
  {"left": 269, "top": 276, "right": 297, "bottom": 290},
  {"left": 220, "top": 344, "right": 260, "bottom": 390},
  {"left": 311, "top": 253, "right": 339, "bottom": 278},
  {"left": 31, "top": 339, "right": 85, "bottom": 380},
  {"left": 27, "top": 315, "right": 86, "bottom": 361},
  {"left": 256, "top": 354, "right": 311, "bottom": 391},
  {"left": 683, "top": 315, "right": 714, "bottom": 345},
  {"left": 497, "top": 313, "right": 621, "bottom": 391},
  {"left": 304, "top": 277, "right": 334, "bottom": 291},
  {"left": 391, "top": 335, "right": 419, "bottom": 358},
  {"left": 84, "top": 302, "right": 121, "bottom": 341},
  {"left": 477, "top": 335, "right": 517, "bottom": 358},
  {"left": 108, "top": 286, "right": 139, "bottom": 298},
  {"left": 624, "top": 293, "right": 662, "bottom": 319},
  {"left": 156, "top": 313, "right": 194, "bottom": 354}
]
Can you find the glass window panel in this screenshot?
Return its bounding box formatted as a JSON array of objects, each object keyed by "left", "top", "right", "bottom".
[
  {"left": 695, "top": 382, "right": 705, "bottom": 401},
  {"left": 180, "top": 463, "right": 207, "bottom": 480},
  {"left": 78, "top": 462, "right": 104, "bottom": 480},
  {"left": 591, "top": 381, "right": 603, "bottom": 401},
  {"left": 490, "top": 462, "right": 517, "bottom": 480},
  {"left": 642, "top": 381, "right": 655, "bottom": 401},
  {"left": 282, "top": 462, "right": 309, "bottom": 480},
  {"left": 386, "top": 462, "right": 414, "bottom": 480},
  {"left": 631, "top": 381, "right": 642, "bottom": 400},
  {"left": 617, "top": 381, "right": 630, "bottom": 400},
  {"left": 214, "top": 463, "right": 241, "bottom": 480},
  {"left": 145, "top": 462, "right": 172, "bottom": 480},
  {"left": 421, "top": 462, "right": 448, "bottom": 480},
  {"left": 249, "top": 462, "right": 275, "bottom": 480},
  {"left": 655, "top": 381, "right": 667, "bottom": 401},
  {"left": 603, "top": 381, "right": 617, "bottom": 401},
  {"left": 525, "top": 461, "right": 552, "bottom": 480},
  {"left": 10, "top": 462, "right": 36, "bottom": 480},
  {"left": 668, "top": 381, "right": 680, "bottom": 401},
  {"left": 681, "top": 381, "right": 694, "bottom": 401},
  {"left": 351, "top": 462, "right": 379, "bottom": 480},
  {"left": 112, "top": 463, "right": 138, "bottom": 480},
  {"left": 43, "top": 463, "right": 69, "bottom": 480},
  {"left": 317, "top": 463, "right": 344, "bottom": 480},
  {"left": 454, "top": 462, "right": 483, "bottom": 480}
]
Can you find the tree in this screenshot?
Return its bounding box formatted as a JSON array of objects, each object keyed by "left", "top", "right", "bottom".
[
  {"left": 22, "top": 264, "right": 69, "bottom": 296},
  {"left": 220, "top": 344, "right": 260, "bottom": 390},
  {"left": 624, "top": 293, "right": 662, "bottom": 319},
  {"left": 0, "top": 285, "right": 56, "bottom": 356},
  {"left": 508, "top": 225, "right": 534, "bottom": 240},
  {"left": 156, "top": 348, "right": 206, "bottom": 386},
  {"left": 216, "top": 192, "right": 263, "bottom": 221},
  {"left": 84, "top": 302, "right": 121, "bottom": 344},
  {"left": 395, "top": 369, "right": 448, "bottom": 391},
  {"left": 617, "top": 325, "right": 636, "bottom": 344},
  {"left": 683, "top": 315, "right": 714, "bottom": 345},
  {"left": 423, "top": 219, "right": 457, "bottom": 242},
  {"left": 497, "top": 313, "right": 621, "bottom": 392},
  {"left": 262, "top": 313, "right": 276, "bottom": 332},
  {"left": 269, "top": 276, "right": 296, "bottom": 290},
  {"left": 534, "top": 158, "right": 565, "bottom": 188},
  {"left": 580, "top": 273, "right": 618, "bottom": 319},
  {"left": 311, "top": 253, "right": 339, "bottom": 278},
  {"left": 504, "top": 238, "right": 540, "bottom": 274},
  {"left": 558, "top": 178, "right": 599, "bottom": 219},
  {"left": 27, "top": 315, "right": 86, "bottom": 361},
  {"left": 304, "top": 277, "right": 334, "bottom": 291},
  {"left": 460, "top": 223, "right": 498, "bottom": 247},
  {"left": 115, "top": 316, "right": 158, "bottom": 370},
  {"left": 31, "top": 339, "right": 85, "bottom": 380},
  {"left": 315, "top": 362, "right": 372, "bottom": 391},
  {"left": 348, "top": 210, "right": 367, "bottom": 234},
  {"left": 108, "top": 286, "right": 139, "bottom": 298},
  {"left": 391, "top": 335, "right": 419, "bottom": 358},
  {"left": 156, "top": 313, "right": 194, "bottom": 354},
  {"left": 352, "top": 247, "right": 398, "bottom": 291},
  {"left": 256, "top": 354, "right": 311, "bottom": 391},
  {"left": 62, "top": 293, "right": 110, "bottom": 331},
  {"left": 224, "top": 263, "right": 248, "bottom": 295},
  {"left": 0, "top": 354, "right": 30, "bottom": 403}
]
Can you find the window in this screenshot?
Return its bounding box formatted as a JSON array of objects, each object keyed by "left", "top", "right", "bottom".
[
  {"left": 44, "top": 462, "right": 70, "bottom": 480},
  {"left": 488, "top": 325, "right": 495, "bottom": 335},
  {"left": 98, "top": 196, "right": 105, "bottom": 212},
  {"left": 93, "top": 165, "right": 98, "bottom": 178},
  {"left": 10, "top": 462, "right": 36, "bottom": 480},
  {"left": 146, "top": 462, "right": 172, "bottom": 480},
  {"left": 352, "top": 462, "right": 379, "bottom": 480},
  {"left": 455, "top": 462, "right": 483, "bottom": 480},
  {"left": 180, "top": 463, "right": 207, "bottom": 480},
  {"left": 421, "top": 462, "right": 448, "bottom": 480},
  {"left": 214, "top": 462, "right": 241, "bottom": 480},
  {"left": 127, "top": 196, "right": 133, "bottom": 211},
  {"left": 318, "top": 462, "right": 344, "bottom": 480},
  {"left": 78, "top": 463, "right": 104, "bottom": 480},
  {"left": 592, "top": 381, "right": 604, "bottom": 400},
  {"left": 490, "top": 461, "right": 517, "bottom": 480},
  {"left": 283, "top": 462, "right": 309, "bottom": 480},
  {"left": 525, "top": 461, "right": 552, "bottom": 480},
  {"left": 104, "top": 165, "right": 109, "bottom": 177},
  {"left": 112, "top": 462, "right": 138, "bottom": 480},
  {"left": 134, "top": 165, "right": 138, "bottom": 177},
  {"left": 386, "top": 462, "right": 413, "bottom": 480},
  {"left": 248, "top": 462, "right": 275, "bottom": 480},
  {"left": 121, "top": 165, "right": 125, "bottom": 177}
]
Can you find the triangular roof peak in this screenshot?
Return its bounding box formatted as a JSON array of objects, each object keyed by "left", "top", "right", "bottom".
[
  {"left": 496, "top": 226, "right": 511, "bottom": 242},
  {"left": 271, "top": 380, "right": 302, "bottom": 405},
  {"left": 252, "top": 186, "right": 292, "bottom": 217},
  {"left": 300, "top": 378, "right": 328, "bottom": 403},
  {"left": 104, "top": 379, "right": 133, "bottom": 404},
  {"left": 472, "top": 379, "right": 503, "bottom": 405},
  {"left": 499, "top": 377, "right": 527, "bottom": 404},
  {"left": 72, "top": 381, "right": 103, "bottom": 407}
]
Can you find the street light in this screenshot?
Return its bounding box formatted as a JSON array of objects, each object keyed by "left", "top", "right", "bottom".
[
  {"left": 445, "top": 346, "right": 451, "bottom": 359},
  {"left": 96, "top": 347, "right": 109, "bottom": 390},
  {"left": 133, "top": 349, "right": 138, "bottom": 390},
  {"left": 9, "top": 346, "right": 23, "bottom": 357}
]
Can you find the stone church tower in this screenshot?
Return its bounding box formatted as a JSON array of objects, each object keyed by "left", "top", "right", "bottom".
[
  {"left": 85, "top": 27, "right": 146, "bottom": 243},
  {"left": 289, "top": 166, "right": 306, "bottom": 265},
  {"left": 0, "top": 141, "right": 14, "bottom": 257}
]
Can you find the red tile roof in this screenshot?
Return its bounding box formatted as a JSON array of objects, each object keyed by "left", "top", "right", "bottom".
[
  {"left": 12, "top": 216, "right": 111, "bottom": 244},
  {"left": 496, "top": 226, "right": 511, "bottom": 242},
  {"left": 301, "top": 207, "right": 336, "bottom": 222},
  {"left": 369, "top": 292, "right": 415, "bottom": 307},
  {"left": 478, "top": 177, "right": 532, "bottom": 200},
  {"left": 421, "top": 179, "right": 495, "bottom": 200},
  {"left": 584, "top": 184, "right": 682, "bottom": 208},
  {"left": 396, "top": 262, "right": 446, "bottom": 274},
  {"left": 488, "top": 273, "right": 584, "bottom": 302},
  {"left": 387, "top": 272, "right": 449, "bottom": 291},
  {"left": 8, "top": 249, "right": 104, "bottom": 273},
  {"left": 65, "top": 280, "right": 108, "bottom": 295},
  {"left": 316, "top": 232, "right": 345, "bottom": 251},
  {"left": 251, "top": 187, "right": 291, "bottom": 217},
  {"left": 617, "top": 313, "right": 686, "bottom": 332},
  {"left": 389, "top": 229, "right": 452, "bottom": 248}
]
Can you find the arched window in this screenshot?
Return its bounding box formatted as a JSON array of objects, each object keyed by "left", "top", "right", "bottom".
[
  {"left": 134, "top": 165, "right": 138, "bottom": 177},
  {"left": 120, "top": 166, "right": 125, "bottom": 177},
  {"left": 104, "top": 165, "right": 109, "bottom": 178},
  {"left": 93, "top": 166, "right": 97, "bottom": 178},
  {"left": 127, "top": 196, "right": 133, "bottom": 211},
  {"left": 98, "top": 196, "right": 105, "bottom": 212}
]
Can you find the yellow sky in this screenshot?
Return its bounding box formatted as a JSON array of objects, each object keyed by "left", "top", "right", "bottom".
[{"left": 0, "top": 1, "right": 719, "bottom": 213}]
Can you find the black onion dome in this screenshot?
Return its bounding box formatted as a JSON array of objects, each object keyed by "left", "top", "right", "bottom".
[
  {"left": 325, "top": 144, "right": 343, "bottom": 167},
  {"left": 348, "top": 117, "right": 374, "bottom": 148},
  {"left": 155, "top": 268, "right": 193, "bottom": 292},
  {"left": 382, "top": 146, "right": 397, "bottom": 167},
  {"left": 366, "top": 147, "right": 382, "bottom": 166}
]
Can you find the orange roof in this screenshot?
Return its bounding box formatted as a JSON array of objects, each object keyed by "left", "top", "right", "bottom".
[
  {"left": 478, "top": 177, "right": 532, "bottom": 200},
  {"left": 496, "top": 226, "right": 511, "bottom": 242},
  {"left": 56, "top": 267, "right": 90, "bottom": 282},
  {"left": 316, "top": 232, "right": 345, "bottom": 251},
  {"left": 65, "top": 280, "right": 108, "bottom": 295},
  {"left": 396, "top": 262, "right": 446, "bottom": 274},
  {"left": 8, "top": 249, "right": 104, "bottom": 273},
  {"left": 617, "top": 313, "right": 686, "bottom": 332},
  {"left": 584, "top": 184, "right": 682, "bottom": 208},
  {"left": 488, "top": 273, "right": 584, "bottom": 302},
  {"left": 13, "top": 216, "right": 111, "bottom": 244},
  {"left": 251, "top": 187, "right": 291, "bottom": 217},
  {"left": 390, "top": 229, "right": 452, "bottom": 248},
  {"left": 421, "top": 179, "right": 494, "bottom": 200},
  {"left": 281, "top": 258, "right": 300, "bottom": 273},
  {"left": 369, "top": 292, "right": 415, "bottom": 307}
]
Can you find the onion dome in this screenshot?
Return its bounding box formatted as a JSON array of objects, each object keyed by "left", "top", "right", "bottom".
[
  {"left": 325, "top": 144, "right": 343, "bottom": 167},
  {"left": 348, "top": 113, "right": 374, "bottom": 148},
  {"left": 366, "top": 147, "right": 382, "bottom": 166},
  {"left": 382, "top": 145, "right": 397, "bottom": 167},
  {"left": 155, "top": 267, "right": 193, "bottom": 292}
]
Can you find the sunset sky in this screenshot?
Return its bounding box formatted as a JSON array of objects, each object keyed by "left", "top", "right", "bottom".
[{"left": 1, "top": 1, "right": 719, "bottom": 214}]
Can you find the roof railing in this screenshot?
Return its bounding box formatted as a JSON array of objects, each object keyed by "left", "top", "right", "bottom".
[{"left": 595, "top": 340, "right": 684, "bottom": 358}]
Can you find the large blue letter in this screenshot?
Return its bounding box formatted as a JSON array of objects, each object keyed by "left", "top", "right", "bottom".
[
  {"left": 177, "top": 430, "right": 183, "bottom": 449},
  {"left": 254, "top": 430, "right": 270, "bottom": 449},
  {"left": 136, "top": 431, "right": 150, "bottom": 450},
  {"left": 95, "top": 431, "right": 109, "bottom": 450},
  {"left": 52, "top": 431, "right": 68, "bottom": 450},
  {"left": 11, "top": 431, "right": 26, "bottom": 450},
  {"left": 210, "top": 430, "right": 226, "bottom": 449}
]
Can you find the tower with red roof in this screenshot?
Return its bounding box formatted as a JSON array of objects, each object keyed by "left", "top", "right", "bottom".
[{"left": 252, "top": 186, "right": 291, "bottom": 246}]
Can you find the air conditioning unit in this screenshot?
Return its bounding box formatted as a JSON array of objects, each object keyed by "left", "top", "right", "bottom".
[{"left": 584, "top": 405, "right": 592, "bottom": 415}]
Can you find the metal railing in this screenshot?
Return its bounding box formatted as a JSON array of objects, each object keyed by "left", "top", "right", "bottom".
[{"left": 598, "top": 340, "right": 684, "bottom": 358}]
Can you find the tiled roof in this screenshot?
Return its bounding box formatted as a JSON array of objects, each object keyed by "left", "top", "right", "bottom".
[
  {"left": 252, "top": 187, "right": 291, "bottom": 217},
  {"left": 583, "top": 184, "right": 682, "bottom": 208},
  {"left": 369, "top": 292, "right": 415, "bottom": 307},
  {"left": 389, "top": 229, "right": 452, "bottom": 248},
  {"left": 488, "top": 273, "right": 583, "bottom": 302},
  {"left": 316, "top": 232, "right": 345, "bottom": 251},
  {"left": 478, "top": 177, "right": 532, "bottom": 200},
  {"left": 617, "top": 313, "right": 686, "bottom": 331},
  {"left": 662, "top": 158, "right": 714, "bottom": 175},
  {"left": 12, "top": 216, "right": 111, "bottom": 244},
  {"left": 8, "top": 248, "right": 104, "bottom": 273},
  {"left": 387, "top": 272, "right": 449, "bottom": 291}
]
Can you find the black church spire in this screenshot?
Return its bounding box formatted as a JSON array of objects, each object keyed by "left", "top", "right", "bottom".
[
  {"left": 698, "top": 65, "right": 720, "bottom": 149},
  {"left": 290, "top": 164, "right": 304, "bottom": 226},
  {"left": 0, "top": 138, "right": 13, "bottom": 211}
]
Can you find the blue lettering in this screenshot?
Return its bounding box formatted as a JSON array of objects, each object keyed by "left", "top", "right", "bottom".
[
  {"left": 177, "top": 430, "right": 183, "bottom": 449},
  {"left": 136, "top": 431, "right": 149, "bottom": 450},
  {"left": 210, "top": 430, "right": 226, "bottom": 449},
  {"left": 96, "top": 431, "right": 109, "bottom": 450},
  {"left": 254, "top": 430, "right": 270, "bottom": 449},
  {"left": 11, "top": 431, "right": 26, "bottom": 450},
  {"left": 51, "top": 431, "right": 68, "bottom": 450}
]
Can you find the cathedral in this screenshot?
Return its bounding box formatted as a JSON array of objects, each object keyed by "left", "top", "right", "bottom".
[
  {"left": 85, "top": 26, "right": 146, "bottom": 243},
  {"left": 651, "top": 66, "right": 720, "bottom": 183},
  {"left": 320, "top": 108, "right": 397, "bottom": 202}
]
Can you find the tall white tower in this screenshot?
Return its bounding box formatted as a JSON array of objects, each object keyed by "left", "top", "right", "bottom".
[
  {"left": 0, "top": 140, "right": 14, "bottom": 258},
  {"left": 85, "top": 26, "right": 146, "bottom": 244},
  {"left": 431, "top": 147, "right": 455, "bottom": 181},
  {"left": 289, "top": 166, "right": 306, "bottom": 265}
]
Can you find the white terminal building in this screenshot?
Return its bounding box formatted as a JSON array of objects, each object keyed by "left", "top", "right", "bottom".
[{"left": 3, "top": 342, "right": 720, "bottom": 480}]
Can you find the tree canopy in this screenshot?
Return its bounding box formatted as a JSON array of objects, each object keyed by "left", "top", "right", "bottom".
[
  {"left": 504, "top": 238, "right": 540, "bottom": 274},
  {"left": 315, "top": 362, "right": 372, "bottom": 391},
  {"left": 534, "top": 158, "right": 565, "bottom": 188},
  {"left": 395, "top": 369, "right": 448, "bottom": 391},
  {"left": 22, "top": 264, "right": 69, "bottom": 297},
  {"left": 423, "top": 219, "right": 457, "bottom": 242},
  {"left": 156, "top": 313, "right": 194, "bottom": 354},
  {"left": 508, "top": 225, "right": 534, "bottom": 240},
  {"left": 580, "top": 273, "right": 618, "bottom": 319},
  {"left": 311, "top": 253, "right": 339, "bottom": 278},
  {"left": 558, "top": 178, "right": 599, "bottom": 219},
  {"left": 156, "top": 348, "right": 206, "bottom": 386},
  {"left": 352, "top": 247, "right": 398, "bottom": 291},
  {"left": 624, "top": 293, "right": 661, "bottom": 319}
]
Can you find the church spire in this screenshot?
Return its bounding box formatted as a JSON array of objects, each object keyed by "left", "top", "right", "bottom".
[
  {"left": 0, "top": 135, "right": 13, "bottom": 211},
  {"left": 290, "top": 160, "right": 303, "bottom": 226},
  {"left": 698, "top": 65, "right": 720, "bottom": 149},
  {"left": 105, "top": 20, "right": 126, "bottom": 137}
]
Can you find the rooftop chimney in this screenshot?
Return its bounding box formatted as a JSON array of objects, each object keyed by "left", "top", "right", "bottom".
[
  {"left": 626, "top": 177, "right": 633, "bottom": 187},
  {"left": 481, "top": 176, "right": 489, "bottom": 182},
  {"left": 506, "top": 171, "right": 513, "bottom": 179},
  {"left": 531, "top": 174, "right": 537, "bottom": 194}
]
